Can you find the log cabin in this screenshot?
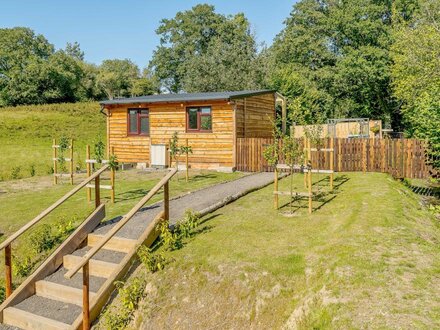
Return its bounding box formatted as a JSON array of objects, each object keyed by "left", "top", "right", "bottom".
[{"left": 100, "top": 90, "right": 286, "bottom": 172}]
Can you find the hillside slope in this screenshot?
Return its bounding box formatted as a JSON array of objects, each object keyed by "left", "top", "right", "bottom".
[{"left": 0, "top": 102, "right": 105, "bottom": 181}]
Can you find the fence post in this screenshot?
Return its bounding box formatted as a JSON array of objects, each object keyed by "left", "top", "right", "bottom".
[
  {"left": 86, "top": 145, "right": 91, "bottom": 203},
  {"left": 274, "top": 168, "right": 278, "bottom": 210},
  {"left": 164, "top": 181, "right": 169, "bottom": 221},
  {"left": 110, "top": 146, "right": 115, "bottom": 203},
  {"left": 82, "top": 261, "right": 90, "bottom": 330},
  {"left": 70, "top": 139, "right": 74, "bottom": 185},
  {"left": 363, "top": 139, "right": 367, "bottom": 173},
  {"left": 303, "top": 137, "right": 308, "bottom": 188},
  {"left": 53, "top": 139, "right": 58, "bottom": 185},
  {"left": 308, "top": 165, "right": 312, "bottom": 214},
  {"left": 5, "top": 244, "right": 12, "bottom": 298},
  {"left": 381, "top": 139, "right": 385, "bottom": 172}
]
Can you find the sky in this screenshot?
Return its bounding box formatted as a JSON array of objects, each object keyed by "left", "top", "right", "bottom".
[{"left": 0, "top": 0, "right": 297, "bottom": 68}]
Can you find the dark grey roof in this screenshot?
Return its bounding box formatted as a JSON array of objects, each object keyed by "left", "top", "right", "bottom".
[{"left": 100, "top": 90, "right": 275, "bottom": 105}]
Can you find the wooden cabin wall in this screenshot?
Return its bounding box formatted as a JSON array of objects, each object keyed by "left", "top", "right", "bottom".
[
  {"left": 107, "top": 100, "right": 235, "bottom": 169},
  {"left": 234, "top": 93, "right": 275, "bottom": 138}
]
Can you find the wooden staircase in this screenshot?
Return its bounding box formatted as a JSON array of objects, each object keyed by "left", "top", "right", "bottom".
[{"left": 0, "top": 168, "right": 176, "bottom": 329}]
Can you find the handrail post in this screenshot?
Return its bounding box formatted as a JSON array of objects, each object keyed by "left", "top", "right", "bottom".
[
  {"left": 95, "top": 175, "right": 100, "bottom": 208},
  {"left": 5, "top": 244, "right": 12, "bottom": 298},
  {"left": 82, "top": 261, "right": 90, "bottom": 330},
  {"left": 164, "top": 181, "right": 169, "bottom": 221}
]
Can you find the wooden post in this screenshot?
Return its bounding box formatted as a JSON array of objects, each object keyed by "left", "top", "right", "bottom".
[
  {"left": 330, "top": 138, "right": 334, "bottom": 190},
  {"left": 70, "top": 139, "right": 74, "bottom": 185},
  {"left": 168, "top": 139, "right": 172, "bottom": 168},
  {"left": 185, "top": 138, "right": 189, "bottom": 182},
  {"left": 82, "top": 262, "right": 90, "bottom": 330},
  {"left": 94, "top": 175, "right": 100, "bottom": 208},
  {"left": 53, "top": 139, "right": 58, "bottom": 185},
  {"left": 110, "top": 146, "right": 115, "bottom": 204},
  {"left": 381, "top": 139, "right": 385, "bottom": 173},
  {"left": 274, "top": 168, "right": 279, "bottom": 210},
  {"left": 303, "top": 137, "right": 308, "bottom": 188},
  {"left": 86, "top": 145, "right": 91, "bottom": 203},
  {"left": 5, "top": 244, "right": 12, "bottom": 298},
  {"left": 164, "top": 182, "right": 169, "bottom": 221},
  {"left": 308, "top": 165, "right": 312, "bottom": 214}
]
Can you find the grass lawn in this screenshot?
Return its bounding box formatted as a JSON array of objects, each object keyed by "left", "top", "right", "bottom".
[
  {"left": 113, "top": 172, "right": 440, "bottom": 329},
  {"left": 0, "top": 102, "right": 105, "bottom": 181},
  {"left": 0, "top": 168, "right": 244, "bottom": 291}
]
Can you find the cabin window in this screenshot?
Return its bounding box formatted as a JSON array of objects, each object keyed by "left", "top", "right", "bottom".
[
  {"left": 128, "top": 109, "right": 149, "bottom": 135},
  {"left": 186, "top": 106, "right": 212, "bottom": 132}
]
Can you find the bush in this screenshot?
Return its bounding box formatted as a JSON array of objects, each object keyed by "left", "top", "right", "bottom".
[
  {"left": 137, "top": 246, "right": 166, "bottom": 273},
  {"left": 10, "top": 166, "right": 21, "bottom": 179},
  {"left": 29, "top": 224, "right": 56, "bottom": 254},
  {"left": 13, "top": 255, "right": 34, "bottom": 278},
  {"left": 29, "top": 164, "right": 36, "bottom": 177},
  {"left": 102, "top": 277, "right": 146, "bottom": 329}
]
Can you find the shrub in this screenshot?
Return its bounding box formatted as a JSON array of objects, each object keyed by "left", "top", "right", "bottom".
[
  {"left": 29, "top": 224, "right": 56, "bottom": 253},
  {"left": 137, "top": 246, "right": 166, "bottom": 273},
  {"left": 158, "top": 221, "right": 182, "bottom": 251},
  {"left": 10, "top": 166, "right": 21, "bottom": 179},
  {"left": 29, "top": 164, "right": 36, "bottom": 177},
  {"left": 102, "top": 277, "right": 146, "bottom": 329},
  {"left": 13, "top": 255, "right": 34, "bottom": 278}
]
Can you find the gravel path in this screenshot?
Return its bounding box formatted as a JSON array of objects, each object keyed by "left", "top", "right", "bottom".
[{"left": 93, "top": 172, "right": 275, "bottom": 240}]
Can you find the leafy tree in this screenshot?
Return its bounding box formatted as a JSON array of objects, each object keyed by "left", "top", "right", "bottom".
[
  {"left": 130, "top": 68, "right": 160, "bottom": 96},
  {"left": 149, "top": 4, "right": 260, "bottom": 92},
  {"left": 65, "top": 42, "right": 84, "bottom": 61},
  {"left": 269, "top": 0, "right": 417, "bottom": 127},
  {"left": 391, "top": 0, "right": 440, "bottom": 164},
  {"left": 97, "top": 59, "right": 140, "bottom": 99}
]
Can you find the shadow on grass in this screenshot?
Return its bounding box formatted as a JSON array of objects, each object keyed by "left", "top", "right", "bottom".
[
  {"left": 113, "top": 188, "right": 154, "bottom": 203},
  {"left": 278, "top": 174, "right": 349, "bottom": 214},
  {"left": 190, "top": 173, "right": 218, "bottom": 182}
]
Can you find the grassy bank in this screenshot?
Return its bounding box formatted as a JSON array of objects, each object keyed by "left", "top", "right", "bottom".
[
  {"left": 0, "top": 102, "right": 105, "bottom": 181},
  {"left": 107, "top": 172, "right": 440, "bottom": 329}
]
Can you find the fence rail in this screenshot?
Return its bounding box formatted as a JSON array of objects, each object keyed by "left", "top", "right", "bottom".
[{"left": 236, "top": 138, "right": 437, "bottom": 179}]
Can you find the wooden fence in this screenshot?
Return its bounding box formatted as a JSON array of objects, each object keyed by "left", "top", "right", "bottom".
[{"left": 236, "top": 138, "right": 437, "bottom": 179}]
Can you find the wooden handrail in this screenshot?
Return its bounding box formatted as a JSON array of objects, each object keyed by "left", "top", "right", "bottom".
[
  {"left": 64, "top": 167, "right": 177, "bottom": 280},
  {"left": 0, "top": 165, "right": 110, "bottom": 251}
]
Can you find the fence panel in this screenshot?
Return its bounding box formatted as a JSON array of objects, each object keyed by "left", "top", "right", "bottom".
[{"left": 235, "top": 137, "right": 436, "bottom": 179}]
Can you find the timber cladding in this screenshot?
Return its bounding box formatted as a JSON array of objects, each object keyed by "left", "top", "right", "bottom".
[
  {"left": 235, "top": 93, "right": 276, "bottom": 138},
  {"left": 107, "top": 100, "right": 235, "bottom": 169},
  {"left": 105, "top": 91, "right": 276, "bottom": 169}
]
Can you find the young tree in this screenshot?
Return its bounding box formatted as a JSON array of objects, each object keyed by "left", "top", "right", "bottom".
[{"left": 304, "top": 125, "right": 324, "bottom": 190}]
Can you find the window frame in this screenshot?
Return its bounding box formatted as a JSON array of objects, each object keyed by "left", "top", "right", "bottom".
[
  {"left": 127, "top": 108, "right": 150, "bottom": 136},
  {"left": 186, "top": 106, "right": 212, "bottom": 133}
]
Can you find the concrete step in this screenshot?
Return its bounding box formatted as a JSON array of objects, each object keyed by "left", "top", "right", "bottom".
[
  {"left": 4, "top": 294, "right": 81, "bottom": 328},
  {"left": 35, "top": 280, "right": 96, "bottom": 306},
  {"left": 63, "top": 254, "right": 118, "bottom": 278},
  {"left": 87, "top": 233, "right": 137, "bottom": 253}
]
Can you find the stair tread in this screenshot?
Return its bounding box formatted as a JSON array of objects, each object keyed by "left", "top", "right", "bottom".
[
  {"left": 35, "top": 280, "right": 96, "bottom": 306},
  {"left": 11, "top": 295, "right": 81, "bottom": 326},
  {"left": 73, "top": 245, "right": 126, "bottom": 264},
  {"left": 44, "top": 266, "right": 106, "bottom": 292}
]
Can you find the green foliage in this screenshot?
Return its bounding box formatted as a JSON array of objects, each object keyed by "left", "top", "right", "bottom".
[
  {"left": 108, "top": 153, "right": 118, "bottom": 170},
  {"left": 263, "top": 116, "right": 283, "bottom": 167},
  {"left": 29, "top": 164, "right": 36, "bottom": 177},
  {"left": 57, "top": 136, "right": 70, "bottom": 171},
  {"left": 102, "top": 277, "right": 146, "bottom": 330},
  {"left": 391, "top": 0, "right": 440, "bottom": 166},
  {"left": 29, "top": 224, "right": 56, "bottom": 254},
  {"left": 97, "top": 59, "right": 139, "bottom": 99},
  {"left": 158, "top": 210, "right": 200, "bottom": 251},
  {"left": 93, "top": 140, "right": 105, "bottom": 164},
  {"left": 10, "top": 166, "right": 21, "bottom": 180},
  {"left": 137, "top": 246, "right": 166, "bottom": 273},
  {"left": 304, "top": 125, "right": 324, "bottom": 150},
  {"left": 13, "top": 255, "right": 34, "bottom": 278},
  {"left": 149, "top": 4, "right": 261, "bottom": 92}
]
